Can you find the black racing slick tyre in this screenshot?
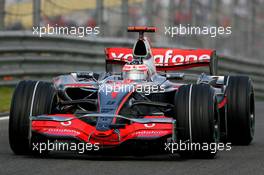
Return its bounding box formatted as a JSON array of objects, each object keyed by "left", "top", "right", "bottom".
[
  {"left": 174, "top": 84, "right": 220, "bottom": 158},
  {"left": 9, "top": 80, "right": 57, "bottom": 155},
  {"left": 226, "top": 76, "right": 255, "bottom": 145}
]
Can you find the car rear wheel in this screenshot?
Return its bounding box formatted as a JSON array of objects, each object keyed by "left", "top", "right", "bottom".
[
  {"left": 174, "top": 84, "right": 220, "bottom": 158},
  {"left": 9, "top": 80, "right": 57, "bottom": 155},
  {"left": 226, "top": 76, "right": 255, "bottom": 145}
]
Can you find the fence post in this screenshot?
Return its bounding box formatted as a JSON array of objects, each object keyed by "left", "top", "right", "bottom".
[
  {"left": 33, "top": 0, "right": 41, "bottom": 27},
  {"left": 96, "top": 0, "right": 104, "bottom": 35},
  {"left": 0, "top": 0, "right": 5, "bottom": 30},
  {"left": 121, "top": 0, "right": 128, "bottom": 37}
]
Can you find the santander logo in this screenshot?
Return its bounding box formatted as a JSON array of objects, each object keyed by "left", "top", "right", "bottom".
[{"left": 107, "top": 48, "right": 211, "bottom": 66}]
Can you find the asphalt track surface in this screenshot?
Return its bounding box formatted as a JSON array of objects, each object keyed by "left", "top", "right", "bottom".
[{"left": 0, "top": 102, "right": 264, "bottom": 175}]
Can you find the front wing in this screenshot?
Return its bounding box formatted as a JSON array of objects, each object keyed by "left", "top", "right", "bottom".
[{"left": 31, "top": 114, "right": 176, "bottom": 146}]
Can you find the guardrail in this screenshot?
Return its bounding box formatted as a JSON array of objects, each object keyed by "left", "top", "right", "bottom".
[{"left": 0, "top": 31, "right": 263, "bottom": 98}]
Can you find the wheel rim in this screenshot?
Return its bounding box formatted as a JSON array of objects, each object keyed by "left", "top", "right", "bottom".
[
  {"left": 213, "top": 101, "right": 220, "bottom": 142},
  {"left": 249, "top": 91, "right": 255, "bottom": 137}
]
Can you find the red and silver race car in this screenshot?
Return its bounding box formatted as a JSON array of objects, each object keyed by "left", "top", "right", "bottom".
[{"left": 9, "top": 27, "right": 255, "bottom": 158}]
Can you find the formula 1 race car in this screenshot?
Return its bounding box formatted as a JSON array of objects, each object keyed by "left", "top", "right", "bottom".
[{"left": 9, "top": 27, "right": 255, "bottom": 158}]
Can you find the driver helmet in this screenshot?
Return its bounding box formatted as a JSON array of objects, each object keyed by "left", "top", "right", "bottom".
[{"left": 122, "top": 63, "right": 149, "bottom": 81}]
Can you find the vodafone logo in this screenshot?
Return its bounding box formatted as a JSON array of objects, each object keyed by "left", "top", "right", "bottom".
[
  {"left": 144, "top": 123, "right": 156, "bottom": 128},
  {"left": 153, "top": 50, "right": 210, "bottom": 66},
  {"left": 60, "top": 121, "right": 72, "bottom": 126},
  {"left": 108, "top": 49, "right": 211, "bottom": 66},
  {"left": 110, "top": 52, "right": 133, "bottom": 62}
]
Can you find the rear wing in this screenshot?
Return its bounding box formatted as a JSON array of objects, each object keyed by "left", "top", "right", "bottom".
[
  {"left": 105, "top": 48, "right": 218, "bottom": 75},
  {"left": 127, "top": 26, "right": 156, "bottom": 33}
]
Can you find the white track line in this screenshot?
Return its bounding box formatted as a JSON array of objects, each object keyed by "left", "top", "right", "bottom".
[{"left": 0, "top": 116, "right": 9, "bottom": 121}]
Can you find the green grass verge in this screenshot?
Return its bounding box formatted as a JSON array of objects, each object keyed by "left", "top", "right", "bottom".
[{"left": 0, "top": 87, "right": 14, "bottom": 113}]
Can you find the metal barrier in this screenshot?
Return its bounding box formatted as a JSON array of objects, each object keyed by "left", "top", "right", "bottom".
[{"left": 0, "top": 31, "right": 263, "bottom": 98}]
